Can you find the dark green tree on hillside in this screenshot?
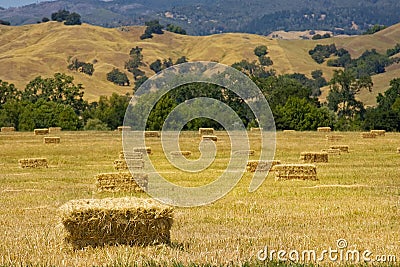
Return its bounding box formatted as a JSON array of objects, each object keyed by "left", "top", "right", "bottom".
[
  {"left": 140, "top": 20, "right": 164, "bottom": 40},
  {"left": 64, "top": 12, "right": 82, "bottom": 25},
  {"left": 51, "top": 9, "right": 70, "bottom": 22},
  {"left": 254, "top": 45, "right": 268, "bottom": 57},
  {"left": 107, "top": 68, "right": 130, "bottom": 86},
  {"left": 166, "top": 24, "right": 187, "bottom": 35}
]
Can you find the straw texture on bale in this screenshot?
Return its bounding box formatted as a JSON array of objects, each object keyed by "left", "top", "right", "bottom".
[
  {"left": 113, "top": 159, "right": 144, "bottom": 171},
  {"left": 361, "top": 132, "right": 377, "bottom": 138},
  {"left": 246, "top": 160, "right": 281, "bottom": 172},
  {"left": 170, "top": 151, "right": 192, "bottom": 157},
  {"left": 325, "top": 135, "right": 343, "bottom": 141},
  {"left": 1, "top": 126, "right": 15, "bottom": 132},
  {"left": 119, "top": 151, "right": 143, "bottom": 160},
  {"left": 48, "top": 127, "right": 62, "bottom": 133},
  {"left": 317, "top": 127, "right": 331, "bottom": 132},
  {"left": 202, "top": 135, "right": 218, "bottom": 142},
  {"left": 133, "top": 147, "right": 152, "bottom": 155},
  {"left": 95, "top": 172, "right": 148, "bottom": 192},
  {"left": 370, "top": 130, "right": 385, "bottom": 136},
  {"left": 329, "top": 145, "right": 349, "bottom": 153},
  {"left": 144, "top": 131, "right": 160, "bottom": 138},
  {"left": 198, "top": 128, "right": 214, "bottom": 136},
  {"left": 59, "top": 197, "right": 173, "bottom": 249},
  {"left": 321, "top": 148, "right": 341, "bottom": 155},
  {"left": 397, "top": 147, "right": 400, "bottom": 154},
  {"left": 300, "top": 152, "right": 328, "bottom": 163},
  {"left": 117, "top": 126, "right": 131, "bottom": 132},
  {"left": 250, "top": 127, "right": 262, "bottom": 132},
  {"left": 283, "top": 130, "right": 296, "bottom": 133},
  {"left": 274, "top": 164, "right": 317, "bottom": 181},
  {"left": 34, "top": 128, "right": 49, "bottom": 135},
  {"left": 44, "top": 137, "right": 60, "bottom": 144},
  {"left": 233, "top": 150, "right": 255, "bottom": 156},
  {"left": 18, "top": 158, "right": 48, "bottom": 168}
]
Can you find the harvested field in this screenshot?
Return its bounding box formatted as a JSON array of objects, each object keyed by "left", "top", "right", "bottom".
[
  {"left": 113, "top": 159, "right": 144, "bottom": 171},
  {"left": 361, "top": 132, "right": 377, "bottom": 138},
  {"left": 18, "top": 158, "right": 48, "bottom": 168},
  {"left": 321, "top": 148, "right": 341, "bottom": 155},
  {"left": 117, "top": 126, "right": 131, "bottom": 132},
  {"left": 133, "top": 147, "right": 152, "bottom": 155},
  {"left": 44, "top": 137, "right": 60, "bottom": 144},
  {"left": 233, "top": 150, "right": 255, "bottom": 156},
  {"left": 170, "top": 151, "right": 192, "bottom": 157},
  {"left": 274, "top": 164, "right": 317, "bottom": 181},
  {"left": 325, "top": 135, "right": 343, "bottom": 141},
  {"left": 300, "top": 152, "right": 328, "bottom": 163},
  {"left": 370, "top": 130, "right": 386, "bottom": 136},
  {"left": 119, "top": 151, "right": 143, "bottom": 160},
  {"left": 329, "top": 144, "right": 349, "bottom": 153},
  {"left": 246, "top": 160, "right": 281, "bottom": 172},
  {"left": 95, "top": 172, "right": 148, "bottom": 192},
  {"left": 202, "top": 135, "right": 218, "bottom": 142}
]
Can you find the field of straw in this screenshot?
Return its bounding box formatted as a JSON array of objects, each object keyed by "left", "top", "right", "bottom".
[{"left": 0, "top": 131, "right": 399, "bottom": 266}]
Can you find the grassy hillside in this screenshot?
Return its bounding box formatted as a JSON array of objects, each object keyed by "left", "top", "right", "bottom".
[{"left": 0, "top": 22, "right": 399, "bottom": 104}]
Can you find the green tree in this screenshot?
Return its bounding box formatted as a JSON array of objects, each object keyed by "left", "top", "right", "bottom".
[
  {"left": 91, "top": 93, "right": 130, "bottom": 130},
  {"left": 363, "top": 24, "right": 386, "bottom": 35},
  {"left": 166, "top": 24, "right": 187, "bottom": 35},
  {"left": 258, "top": 55, "right": 273, "bottom": 66},
  {"left": 134, "top": 76, "right": 148, "bottom": 92},
  {"left": 0, "top": 19, "right": 10, "bottom": 26},
  {"left": 51, "top": 9, "right": 70, "bottom": 22},
  {"left": 64, "top": 12, "right": 81, "bottom": 25},
  {"left": 140, "top": 20, "right": 164, "bottom": 39},
  {"left": 107, "top": 68, "right": 130, "bottom": 86},
  {"left": 254, "top": 45, "right": 268, "bottom": 57},
  {"left": 84, "top": 118, "right": 110, "bottom": 131},
  {"left": 175, "top": 56, "right": 188, "bottom": 65},
  {"left": 150, "top": 59, "right": 162, "bottom": 73}
]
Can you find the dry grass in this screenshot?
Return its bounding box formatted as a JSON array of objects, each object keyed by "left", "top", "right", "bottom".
[{"left": 0, "top": 131, "right": 399, "bottom": 266}]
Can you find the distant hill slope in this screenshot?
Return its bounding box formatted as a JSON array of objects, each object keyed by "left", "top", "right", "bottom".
[{"left": 0, "top": 22, "right": 399, "bottom": 105}]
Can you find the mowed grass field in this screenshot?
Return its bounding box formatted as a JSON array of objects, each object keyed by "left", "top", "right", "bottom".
[{"left": 0, "top": 130, "right": 399, "bottom": 266}]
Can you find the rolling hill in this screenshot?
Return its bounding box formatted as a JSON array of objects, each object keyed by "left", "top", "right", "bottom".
[{"left": 0, "top": 21, "right": 399, "bottom": 105}]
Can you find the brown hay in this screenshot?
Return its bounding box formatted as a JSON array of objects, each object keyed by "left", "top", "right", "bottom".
[
  {"left": 283, "top": 130, "right": 296, "bottom": 133},
  {"left": 34, "top": 128, "right": 49, "bottom": 135},
  {"left": 48, "top": 127, "right": 62, "bottom": 133},
  {"left": 119, "top": 151, "right": 143, "bottom": 160},
  {"left": 18, "top": 158, "right": 48, "bottom": 168},
  {"left": 300, "top": 152, "right": 328, "bottom": 163},
  {"left": 325, "top": 135, "right": 343, "bottom": 141},
  {"left": 202, "top": 135, "right": 218, "bottom": 142},
  {"left": 170, "top": 151, "right": 192, "bottom": 157},
  {"left": 233, "top": 150, "right": 255, "bottom": 156},
  {"left": 59, "top": 197, "right": 173, "bottom": 249},
  {"left": 329, "top": 145, "right": 349, "bottom": 153},
  {"left": 133, "top": 147, "right": 152, "bottom": 155},
  {"left": 370, "top": 130, "right": 385, "bottom": 136},
  {"left": 95, "top": 172, "right": 148, "bottom": 192},
  {"left": 317, "top": 127, "right": 331, "bottom": 132},
  {"left": 321, "top": 148, "right": 341, "bottom": 155},
  {"left": 246, "top": 160, "right": 281, "bottom": 172},
  {"left": 1, "top": 126, "right": 15, "bottom": 132},
  {"left": 144, "top": 131, "right": 160, "bottom": 138},
  {"left": 361, "top": 132, "right": 377, "bottom": 139},
  {"left": 117, "top": 126, "right": 131, "bottom": 132},
  {"left": 113, "top": 159, "right": 144, "bottom": 171},
  {"left": 198, "top": 128, "right": 214, "bottom": 136},
  {"left": 44, "top": 137, "right": 60, "bottom": 144},
  {"left": 274, "top": 164, "right": 317, "bottom": 181}
]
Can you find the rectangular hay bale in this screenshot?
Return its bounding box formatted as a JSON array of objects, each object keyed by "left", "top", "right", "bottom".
[
  {"left": 133, "top": 147, "right": 152, "bottom": 155},
  {"left": 274, "top": 164, "right": 317, "bottom": 181},
  {"left": 59, "top": 197, "right": 173, "bottom": 249},
  {"left": 283, "top": 130, "right": 296, "bottom": 133},
  {"left": 246, "top": 160, "right": 281, "bottom": 172},
  {"left": 370, "top": 130, "right": 385, "bottom": 136},
  {"left": 95, "top": 172, "right": 148, "bottom": 192},
  {"left": 170, "top": 151, "right": 192, "bottom": 157},
  {"left": 317, "top": 127, "right": 331, "bottom": 132},
  {"left": 119, "top": 151, "right": 143, "bottom": 160},
  {"left": 1, "top": 126, "right": 15, "bottom": 132},
  {"left": 117, "top": 126, "right": 131, "bottom": 132},
  {"left": 44, "top": 136, "right": 60, "bottom": 144},
  {"left": 18, "top": 158, "right": 48, "bottom": 168},
  {"left": 250, "top": 127, "right": 262, "bottom": 132},
  {"left": 321, "top": 148, "right": 341, "bottom": 155},
  {"left": 202, "top": 135, "right": 218, "bottom": 142},
  {"left": 300, "top": 152, "right": 328, "bottom": 163},
  {"left": 199, "top": 128, "right": 214, "bottom": 136},
  {"left": 113, "top": 159, "right": 144, "bottom": 171},
  {"left": 329, "top": 145, "right": 349, "bottom": 153},
  {"left": 48, "top": 127, "right": 62, "bottom": 133},
  {"left": 233, "top": 150, "right": 255, "bottom": 156},
  {"left": 325, "top": 135, "right": 343, "bottom": 141},
  {"left": 361, "top": 132, "right": 377, "bottom": 138},
  {"left": 144, "top": 131, "right": 160, "bottom": 138},
  {"left": 34, "top": 128, "right": 49, "bottom": 135}
]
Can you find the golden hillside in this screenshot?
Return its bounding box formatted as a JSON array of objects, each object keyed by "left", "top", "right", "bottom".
[{"left": 0, "top": 22, "right": 399, "bottom": 104}]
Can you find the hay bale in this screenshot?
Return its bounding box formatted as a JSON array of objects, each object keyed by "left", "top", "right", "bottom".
[
  {"left": 113, "top": 159, "right": 144, "bottom": 171},
  {"left": 34, "top": 128, "right": 49, "bottom": 135},
  {"left": 117, "top": 126, "right": 131, "bottom": 132},
  {"left": 48, "top": 127, "right": 62, "bottom": 133},
  {"left": 300, "top": 152, "right": 328, "bottom": 163},
  {"left": 119, "top": 151, "right": 143, "bottom": 160},
  {"left": 370, "top": 130, "right": 385, "bottom": 136},
  {"left": 1, "top": 126, "right": 15, "bottom": 132},
  {"left": 59, "top": 197, "right": 173, "bottom": 249},
  {"left": 233, "top": 150, "right": 255, "bottom": 156},
  {"left": 397, "top": 147, "right": 400, "bottom": 154},
  {"left": 329, "top": 145, "right": 349, "bottom": 153},
  {"left": 44, "top": 136, "right": 60, "bottom": 144},
  {"left": 18, "top": 158, "right": 48, "bottom": 168},
  {"left": 317, "top": 127, "right": 331, "bottom": 132},
  {"left": 321, "top": 148, "right": 341, "bottom": 155},
  {"left": 250, "top": 127, "right": 262, "bottom": 132},
  {"left": 246, "top": 160, "right": 281, "bottom": 172},
  {"left": 144, "top": 131, "right": 160, "bottom": 138},
  {"left": 199, "top": 128, "right": 214, "bottom": 136},
  {"left": 202, "top": 135, "right": 218, "bottom": 142},
  {"left": 133, "top": 147, "right": 152, "bottom": 155},
  {"left": 274, "top": 164, "right": 317, "bottom": 181},
  {"left": 283, "top": 130, "right": 296, "bottom": 133},
  {"left": 95, "top": 172, "right": 148, "bottom": 192},
  {"left": 361, "top": 132, "right": 377, "bottom": 139},
  {"left": 170, "top": 151, "right": 192, "bottom": 157},
  {"left": 325, "top": 135, "right": 343, "bottom": 141}
]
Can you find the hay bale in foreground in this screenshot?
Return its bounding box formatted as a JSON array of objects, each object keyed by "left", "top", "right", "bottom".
[
  {"left": 59, "top": 197, "right": 173, "bottom": 249},
  {"left": 361, "top": 132, "right": 377, "bottom": 139},
  {"left": 170, "top": 151, "right": 192, "bottom": 157},
  {"left": 300, "top": 152, "right": 328, "bottom": 163},
  {"left": 329, "top": 145, "right": 349, "bottom": 153},
  {"left": 233, "top": 150, "right": 255, "bottom": 156},
  {"left": 1, "top": 126, "right": 15, "bottom": 132},
  {"left": 202, "top": 135, "right": 218, "bottom": 142},
  {"left": 48, "top": 127, "right": 62, "bottom": 133},
  {"left": 370, "top": 130, "right": 385, "bottom": 136},
  {"left": 321, "top": 148, "right": 341, "bottom": 156},
  {"left": 133, "top": 147, "right": 152, "bottom": 155},
  {"left": 34, "top": 128, "right": 49, "bottom": 135},
  {"left": 199, "top": 128, "right": 214, "bottom": 136},
  {"left": 250, "top": 127, "right": 262, "bottom": 132},
  {"left": 119, "top": 151, "right": 143, "bottom": 160},
  {"left": 317, "top": 127, "right": 331, "bottom": 132},
  {"left": 95, "top": 172, "right": 148, "bottom": 192},
  {"left": 283, "top": 130, "right": 296, "bottom": 133},
  {"left": 274, "top": 164, "right": 317, "bottom": 181},
  {"left": 144, "top": 131, "right": 160, "bottom": 138},
  {"left": 117, "top": 126, "right": 131, "bottom": 132},
  {"left": 18, "top": 158, "right": 48, "bottom": 168},
  {"left": 44, "top": 137, "right": 60, "bottom": 144},
  {"left": 113, "top": 159, "right": 144, "bottom": 171},
  {"left": 325, "top": 135, "right": 343, "bottom": 141},
  {"left": 246, "top": 160, "right": 281, "bottom": 172}
]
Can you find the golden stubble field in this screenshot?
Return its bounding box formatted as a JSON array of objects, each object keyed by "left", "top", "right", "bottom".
[{"left": 0, "top": 130, "right": 399, "bottom": 266}]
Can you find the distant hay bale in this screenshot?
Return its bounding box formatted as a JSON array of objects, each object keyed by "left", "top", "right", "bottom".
[
  {"left": 325, "top": 135, "right": 343, "bottom": 141},
  {"left": 283, "top": 130, "right": 296, "bottom": 133},
  {"left": 250, "top": 127, "right": 262, "bottom": 132},
  {"left": 144, "top": 131, "right": 160, "bottom": 138},
  {"left": 233, "top": 150, "right": 255, "bottom": 156},
  {"left": 18, "top": 158, "right": 48, "bottom": 168},
  {"left": 119, "top": 151, "right": 143, "bottom": 160},
  {"left": 370, "top": 130, "right": 385, "bottom": 136},
  {"left": 59, "top": 197, "right": 173, "bottom": 249},
  {"left": 170, "top": 151, "right": 192, "bottom": 157},
  {"left": 321, "top": 148, "right": 341, "bottom": 156},
  {"left": 48, "top": 127, "right": 62, "bottom": 133},
  {"left": 199, "top": 128, "right": 214, "bottom": 136},
  {"left": 44, "top": 137, "right": 60, "bottom": 144},
  {"left": 1, "top": 126, "right": 15, "bottom": 132},
  {"left": 361, "top": 132, "right": 377, "bottom": 139},
  {"left": 317, "top": 127, "right": 331, "bottom": 132},
  {"left": 246, "top": 160, "right": 281, "bottom": 172},
  {"left": 117, "top": 126, "right": 131, "bottom": 132},
  {"left": 300, "top": 152, "right": 328, "bottom": 163},
  {"left": 95, "top": 172, "right": 148, "bottom": 192},
  {"left": 329, "top": 145, "right": 349, "bottom": 153},
  {"left": 274, "top": 164, "right": 317, "bottom": 181},
  {"left": 202, "top": 135, "right": 218, "bottom": 142},
  {"left": 34, "top": 128, "right": 49, "bottom": 135},
  {"left": 113, "top": 159, "right": 144, "bottom": 171},
  {"left": 133, "top": 147, "right": 152, "bottom": 155}
]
